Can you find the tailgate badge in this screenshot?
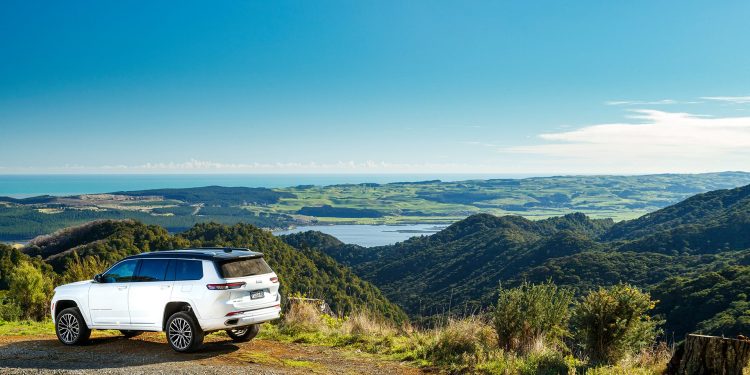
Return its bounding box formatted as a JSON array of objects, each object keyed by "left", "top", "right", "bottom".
[{"left": 256, "top": 279, "right": 262, "bottom": 283}]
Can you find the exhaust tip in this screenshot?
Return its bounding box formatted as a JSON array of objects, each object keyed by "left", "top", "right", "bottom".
[{"left": 224, "top": 318, "right": 239, "bottom": 326}]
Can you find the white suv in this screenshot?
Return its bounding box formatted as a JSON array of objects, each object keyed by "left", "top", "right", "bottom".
[{"left": 51, "top": 248, "right": 282, "bottom": 352}]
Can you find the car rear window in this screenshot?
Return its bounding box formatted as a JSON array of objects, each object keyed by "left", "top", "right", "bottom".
[{"left": 220, "top": 258, "right": 273, "bottom": 278}]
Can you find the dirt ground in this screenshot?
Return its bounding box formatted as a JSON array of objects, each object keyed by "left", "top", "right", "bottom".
[{"left": 0, "top": 332, "right": 424, "bottom": 374}]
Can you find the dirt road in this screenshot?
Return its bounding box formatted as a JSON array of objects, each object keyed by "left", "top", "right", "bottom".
[{"left": 0, "top": 332, "right": 424, "bottom": 374}]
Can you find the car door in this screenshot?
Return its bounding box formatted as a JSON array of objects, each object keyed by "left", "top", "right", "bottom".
[
  {"left": 128, "top": 258, "right": 174, "bottom": 326},
  {"left": 88, "top": 259, "right": 138, "bottom": 326}
]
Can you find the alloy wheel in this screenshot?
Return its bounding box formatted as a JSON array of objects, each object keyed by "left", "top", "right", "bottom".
[
  {"left": 57, "top": 313, "right": 80, "bottom": 344},
  {"left": 168, "top": 317, "right": 193, "bottom": 350},
  {"left": 230, "top": 328, "right": 248, "bottom": 336}
]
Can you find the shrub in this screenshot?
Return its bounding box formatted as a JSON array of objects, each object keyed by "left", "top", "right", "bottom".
[
  {"left": 7, "top": 261, "right": 54, "bottom": 321},
  {"left": 62, "top": 252, "right": 110, "bottom": 284},
  {"left": 280, "top": 300, "right": 327, "bottom": 335},
  {"left": 428, "top": 317, "right": 497, "bottom": 371},
  {"left": 0, "top": 291, "right": 22, "bottom": 321},
  {"left": 572, "top": 284, "right": 661, "bottom": 364},
  {"left": 342, "top": 310, "right": 395, "bottom": 336},
  {"left": 492, "top": 281, "right": 574, "bottom": 353}
]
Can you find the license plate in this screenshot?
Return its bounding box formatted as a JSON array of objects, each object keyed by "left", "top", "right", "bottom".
[{"left": 250, "top": 290, "right": 264, "bottom": 300}]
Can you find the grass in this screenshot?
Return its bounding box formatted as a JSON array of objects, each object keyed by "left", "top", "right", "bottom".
[
  {"left": 0, "top": 319, "right": 54, "bottom": 336},
  {"left": 258, "top": 302, "right": 671, "bottom": 375},
  {"left": 0, "top": 319, "right": 120, "bottom": 338},
  {"left": 0, "top": 305, "right": 671, "bottom": 374}
]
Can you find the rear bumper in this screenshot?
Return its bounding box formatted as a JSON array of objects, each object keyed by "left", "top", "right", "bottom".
[{"left": 198, "top": 305, "right": 281, "bottom": 332}]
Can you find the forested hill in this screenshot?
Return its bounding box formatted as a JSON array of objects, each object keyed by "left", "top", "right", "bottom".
[
  {"left": 11, "top": 220, "right": 406, "bottom": 322},
  {"left": 604, "top": 183, "right": 750, "bottom": 254},
  {"left": 280, "top": 184, "right": 750, "bottom": 338}
]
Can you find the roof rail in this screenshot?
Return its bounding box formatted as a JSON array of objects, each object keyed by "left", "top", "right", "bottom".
[{"left": 195, "top": 247, "right": 252, "bottom": 253}]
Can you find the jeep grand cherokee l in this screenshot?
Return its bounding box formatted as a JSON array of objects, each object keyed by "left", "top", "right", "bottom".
[{"left": 51, "top": 248, "right": 281, "bottom": 352}]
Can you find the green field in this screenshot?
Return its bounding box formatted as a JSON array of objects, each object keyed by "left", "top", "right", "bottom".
[
  {"left": 2, "top": 172, "right": 750, "bottom": 240},
  {"left": 253, "top": 172, "right": 750, "bottom": 224}
]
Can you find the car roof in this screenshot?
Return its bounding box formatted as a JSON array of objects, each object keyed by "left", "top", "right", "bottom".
[{"left": 124, "top": 248, "right": 264, "bottom": 262}]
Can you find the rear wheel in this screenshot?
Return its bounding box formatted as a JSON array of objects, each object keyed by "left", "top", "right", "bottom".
[
  {"left": 120, "top": 330, "right": 143, "bottom": 338},
  {"left": 226, "top": 324, "right": 260, "bottom": 342},
  {"left": 55, "top": 307, "right": 91, "bottom": 345},
  {"left": 166, "top": 312, "right": 204, "bottom": 353}
]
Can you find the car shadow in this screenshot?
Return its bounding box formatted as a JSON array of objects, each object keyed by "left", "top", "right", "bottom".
[{"left": 0, "top": 334, "right": 241, "bottom": 370}]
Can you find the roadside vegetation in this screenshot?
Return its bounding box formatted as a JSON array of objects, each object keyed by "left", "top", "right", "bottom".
[
  {"left": 0, "top": 278, "right": 670, "bottom": 374},
  {"left": 258, "top": 282, "right": 670, "bottom": 374}
]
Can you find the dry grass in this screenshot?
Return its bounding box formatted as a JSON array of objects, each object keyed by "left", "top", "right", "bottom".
[
  {"left": 342, "top": 310, "right": 396, "bottom": 336},
  {"left": 431, "top": 318, "right": 496, "bottom": 367},
  {"left": 280, "top": 301, "right": 326, "bottom": 335},
  {"left": 270, "top": 305, "right": 668, "bottom": 374}
]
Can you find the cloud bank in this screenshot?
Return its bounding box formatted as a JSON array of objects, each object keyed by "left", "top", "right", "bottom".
[
  {"left": 508, "top": 110, "right": 750, "bottom": 173},
  {"left": 701, "top": 96, "right": 750, "bottom": 104}
]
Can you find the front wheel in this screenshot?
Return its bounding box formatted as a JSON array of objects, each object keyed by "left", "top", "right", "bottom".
[
  {"left": 55, "top": 307, "right": 91, "bottom": 346},
  {"left": 166, "top": 311, "right": 204, "bottom": 353},
  {"left": 226, "top": 324, "right": 260, "bottom": 342}
]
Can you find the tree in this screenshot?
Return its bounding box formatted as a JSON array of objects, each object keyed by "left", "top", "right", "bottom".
[
  {"left": 572, "top": 284, "right": 660, "bottom": 364},
  {"left": 62, "top": 252, "right": 110, "bottom": 284},
  {"left": 8, "top": 261, "right": 54, "bottom": 320}
]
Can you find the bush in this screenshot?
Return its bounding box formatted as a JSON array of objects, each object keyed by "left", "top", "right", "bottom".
[
  {"left": 280, "top": 300, "right": 328, "bottom": 335},
  {"left": 342, "top": 310, "right": 395, "bottom": 337},
  {"left": 428, "top": 317, "right": 497, "bottom": 371},
  {"left": 62, "top": 252, "right": 110, "bottom": 284},
  {"left": 492, "top": 281, "right": 574, "bottom": 353},
  {"left": 7, "top": 261, "right": 54, "bottom": 321},
  {"left": 572, "top": 284, "right": 661, "bottom": 364},
  {"left": 0, "top": 291, "right": 22, "bottom": 321}
]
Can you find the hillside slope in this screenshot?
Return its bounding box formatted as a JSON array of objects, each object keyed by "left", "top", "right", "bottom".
[
  {"left": 15, "top": 220, "right": 407, "bottom": 322},
  {"left": 604, "top": 184, "right": 750, "bottom": 254},
  {"left": 283, "top": 186, "right": 750, "bottom": 337}
]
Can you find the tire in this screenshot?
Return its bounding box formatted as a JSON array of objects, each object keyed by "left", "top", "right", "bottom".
[
  {"left": 226, "top": 324, "right": 260, "bottom": 342},
  {"left": 120, "top": 330, "right": 143, "bottom": 338},
  {"left": 55, "top": 307, "right": 91, "bottom": 346},
  {"left": 166, "top": 311, "right": 204, "bottom": 353}
]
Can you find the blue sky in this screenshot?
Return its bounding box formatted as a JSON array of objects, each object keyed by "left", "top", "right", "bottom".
[{"left": 2, "top": 1, "right": 750, "bottom": 174}]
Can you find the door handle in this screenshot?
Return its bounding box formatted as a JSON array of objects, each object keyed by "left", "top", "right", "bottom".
[
  {"left": 117, "top": 286, "right": 128, "bottom": 290},
  {"left": 161, "top": 285, "right": 171, "bottom": 289}
]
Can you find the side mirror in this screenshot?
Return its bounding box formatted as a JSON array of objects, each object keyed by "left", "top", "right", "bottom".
[{"left": 93, "top": 274, "right": 103, "bottom": 283}]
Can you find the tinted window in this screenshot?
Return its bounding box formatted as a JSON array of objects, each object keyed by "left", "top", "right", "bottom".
[
  {"left": 220, "top": 258, "right": 273, "bottom": 278},
  {"left": 175, "top": 260, "right": 203, "bottom": 281},
  {"left": 136, "top": 259, "right": 170, "bottom": 282},
  {"left": 103, "top": 260, "right": 138, "bottom": 283}
]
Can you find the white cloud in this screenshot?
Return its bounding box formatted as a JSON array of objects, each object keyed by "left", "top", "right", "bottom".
[
  {"left": 3, "top": 159, "right": 508, "bottom": 174},
  {"left": 604, "top": 99, "right": 680, "bottom": 106},
  {"left": 701, "top": 96, "right": 750, "bottom": 104},
  {"left": 507, "top": 110, "right": 750, "bottom": 174}
]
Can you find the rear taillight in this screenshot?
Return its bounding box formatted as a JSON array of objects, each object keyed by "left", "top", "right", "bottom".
[
  {"left": 206, "top": 282, "right": 246, "bottom": 290},
  {"left": 270, "top": 277, "right": 279, "bottom": 283}
]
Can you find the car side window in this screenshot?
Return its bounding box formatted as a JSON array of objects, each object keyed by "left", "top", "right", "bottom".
[
  {"left": 175, "top": 260, "right": 203, "bottom": 281},
  {"left": 102, "top": 260, "right": 138, "bottom": 283},
  {"left": 135, "top": 259, "right": 170, "bottom": 282}
]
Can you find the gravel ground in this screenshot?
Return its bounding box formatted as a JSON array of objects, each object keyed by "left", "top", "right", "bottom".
[{"left": 0, "top": 332, "right": 423, "bottom": 374}]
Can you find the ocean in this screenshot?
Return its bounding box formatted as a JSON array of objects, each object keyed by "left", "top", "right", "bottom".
[{"left": 0, "top": 174, "right": 534, "bottom": 198}]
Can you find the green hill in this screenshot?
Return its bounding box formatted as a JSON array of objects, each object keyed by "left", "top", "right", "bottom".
[
  {"left": 113, "top": 186, "right": 294, "bottom": 206},
  {"left": 11, "top": 220, "right": 406, "bottom": 323},
  {"left": 279, "top": 185, "right": 750, "bottom": 338},
  {"left": 605, "top": 184, "right": 750, "bottom": 254}
]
